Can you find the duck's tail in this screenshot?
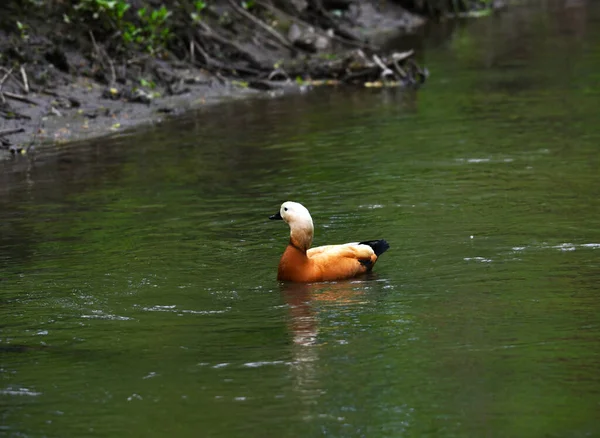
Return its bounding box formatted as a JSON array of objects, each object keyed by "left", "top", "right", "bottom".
[{"left": 359, "top": 239, "right": 390, "bottom": 257}]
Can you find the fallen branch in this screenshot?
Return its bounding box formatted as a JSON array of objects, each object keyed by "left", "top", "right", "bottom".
[
  {"left": 0, "top": 127, "right": 25, "bottom": 137},
  {"left": 3, "top": 91, "right": 39, "bottom": 105},
  {"left": 372, "top": 54, "right": 395, "bottom": 80},
  {"left": 281, "top": 49, "right": 426, "bottom": 87}
]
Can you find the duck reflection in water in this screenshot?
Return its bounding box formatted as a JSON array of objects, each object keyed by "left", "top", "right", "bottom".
[{"left": 279, "top": 275, "right": 378, "bottom": 403}]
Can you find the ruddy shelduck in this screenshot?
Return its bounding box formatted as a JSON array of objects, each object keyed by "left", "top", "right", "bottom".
[{"left": 270, "top": 201, "right": 389, "bottom": 282}]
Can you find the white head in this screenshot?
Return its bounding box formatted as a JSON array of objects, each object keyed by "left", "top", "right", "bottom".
[{"left": 269, "top": 201, "right": 314, "bottom": 250}]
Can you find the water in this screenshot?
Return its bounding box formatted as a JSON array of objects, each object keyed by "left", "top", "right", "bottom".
[{"left": 2, "top": 2, "right": 600, "bottom": 437}]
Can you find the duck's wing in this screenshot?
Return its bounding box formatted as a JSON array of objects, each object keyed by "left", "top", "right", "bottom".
[
  {"left": 307, "top": 242, "right": 359, "bottom": 256},
  {"left": 306, "top": 243, "right": 378, "bottom": 280},
  {"left": 307, "top": 240, "right": 389, "bottom": 258},
  {"left": 308, "top": 243, "right": 377, "bottom": 265}
]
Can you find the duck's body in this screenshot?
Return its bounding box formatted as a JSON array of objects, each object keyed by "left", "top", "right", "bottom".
[{"left": 270, "top": 202, "right": 389, "bottom": 282}]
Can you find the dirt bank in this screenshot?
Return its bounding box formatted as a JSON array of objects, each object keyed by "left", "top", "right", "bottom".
[{"left": 0, "top": 0, "right": 439, "bottom": 155}]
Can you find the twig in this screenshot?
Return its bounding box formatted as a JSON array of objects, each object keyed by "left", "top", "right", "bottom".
[
  {"left": 193, "top": 40, "right": 212, "bottom": 65},
  {"left": 107, "top": 58, "right": 117, "bottom": 85},
  {"left": 0, "top": 127, "right": 25, "bottom": 137},
  {"left": 372, "top": 54, "right": 395, "bottom": 80},
  {"left": 89, "top": 31, "right": 99, "bottom": 57},
  {"left": 0, "top": 67, "right": 13, "bottom": 104},
  {"left": 89, "top": 31, "right": 108, "bottom": 70},
  {"left": 3, "top": 91, "right": 39, "bottom": 105},
  {"left": 268, "top": 68, "right": 291, "bottom": 82},
  {"left": 0, "top": 67, "right": 13, "bottom": 85},
  {"left": 391, "top": 50, "right": 414, "bottom": 62},
  {"left": 392, "top": 58, "right": 407, "bottom": 78},
  {"left": 226, "top": 0, "right": 297, "bottom": 51},
  {"left": 20, "top": 65, "right": 29, "bottom": 94}
]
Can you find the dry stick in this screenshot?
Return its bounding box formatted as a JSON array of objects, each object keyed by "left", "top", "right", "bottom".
[
  {"left": 192, "top": 40, "right": 213, "bottom": 66},
  {"left": 372, "top": 54, "right": 396, "bottom": 80},
  {"left": 226, "top": 0, "right": 297, "bottom": 51},
  {"left": 89, "top": 31, "right": 108, "bottom": 71},
  {"left": 89, "top": 31, "right": 100, "bottom": 61},
  {"left": 3, "top": 91, "right": 39, "bottom": 105},
  {"left": 0, "top": 127, "right": 25, "bottom": 137},
  {"left": 0, "top": 67, "right": 14, "bottom": 104},
  {"left": 406, "top": 58, "right": 427, "bottom": 83},
  {"left": 20, "top": 65, "right": 29, "bottom": 94},
  {"left": 392, "top": 56, "right": 408, "bottom": 79},
  {"left": 391, "top": 50, "right": 415, "bottom": 63},
  {"left": 107, "top": 58, "right": 117, "bottom": 85},
  {"left": 268, "top": 68, "right": 291, "bottom": 81}
]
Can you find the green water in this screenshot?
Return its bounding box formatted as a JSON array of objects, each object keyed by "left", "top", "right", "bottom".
[{"left": 2, "top": 2, "right": 600, "bottom": 437}]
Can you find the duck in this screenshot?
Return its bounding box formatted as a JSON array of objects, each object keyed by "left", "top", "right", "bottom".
[{"left": 270, "top": 201, "right": 389, "bottom": 282}]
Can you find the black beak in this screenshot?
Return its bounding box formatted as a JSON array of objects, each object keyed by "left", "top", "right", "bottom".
[{"left": 269, "top": 211, "right": 283, "bottom": 220}]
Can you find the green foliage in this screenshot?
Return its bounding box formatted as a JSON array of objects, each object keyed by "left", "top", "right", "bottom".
[
  {"left": 70, "top": 1, "right": 174, "bottom": 55},
  {"left": 75, "top": 0, "right": 130, "bottom": 25},
  {"left": 15, "top": 20, "right": 29, "bottom": 40},
  {"left": 139, "top": 77, "right": 156, "bottom": 89},
  {"left": 124, "top": 5, "right": 172, "bottom": 54},
  {"left": 190, "top": 1, "right": 207, "bottom": 23},
  {"left": 241, "top": 0, "right": 256, "bottom": 10}
]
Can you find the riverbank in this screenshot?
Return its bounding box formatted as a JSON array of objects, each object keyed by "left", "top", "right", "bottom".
[
  {"left": 0, "top": 0, "right": 503, "bottom": 155},
  {"left": 0, "top": 0, "right": 436, "bottom": 154}
]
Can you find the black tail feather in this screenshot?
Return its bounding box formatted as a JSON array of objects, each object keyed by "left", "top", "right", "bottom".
[{"left": 359, "top": 239, "right": 390, "bottom": 257}]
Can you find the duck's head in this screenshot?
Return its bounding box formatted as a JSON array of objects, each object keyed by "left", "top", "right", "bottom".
[{"left": 270, "top": 201, "right": 314, "bottom": 250}]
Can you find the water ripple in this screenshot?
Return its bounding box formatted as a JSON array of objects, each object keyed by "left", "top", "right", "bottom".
[
  {"left": 0, "top": 387, "right": 42, "bottom": 397},
  {"left": 137, "top": 305, "right": 230, "bottom": 315}
]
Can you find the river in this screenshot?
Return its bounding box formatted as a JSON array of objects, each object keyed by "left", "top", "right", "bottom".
[{"left": 2, "top": 1, "right": 599, "bottom": 436}]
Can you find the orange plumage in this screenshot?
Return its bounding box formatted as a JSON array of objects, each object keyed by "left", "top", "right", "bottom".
[{"left": 270, "top": 202, "right": 389, "bottom": 282}]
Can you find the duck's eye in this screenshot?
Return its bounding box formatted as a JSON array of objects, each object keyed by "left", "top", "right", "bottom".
[{"left": 284, "top": 207, "right": 288, "bottom": 211}]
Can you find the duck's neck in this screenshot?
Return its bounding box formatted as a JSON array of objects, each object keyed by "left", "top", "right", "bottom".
[{"left": 289, "top": 225, "right": 313, "bottom": 253}]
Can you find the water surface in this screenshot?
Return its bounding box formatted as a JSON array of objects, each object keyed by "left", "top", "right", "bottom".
[{"left": 2, "top": 1, "right": 600, "bottom": 437}]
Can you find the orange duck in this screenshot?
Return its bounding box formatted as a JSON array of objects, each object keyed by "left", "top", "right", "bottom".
[{"left": 270, "top": 201, "right": 389, "bottom": 282}]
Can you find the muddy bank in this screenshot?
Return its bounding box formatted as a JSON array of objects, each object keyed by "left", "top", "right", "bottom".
[
  {"left": 0, "top": 0, "right": 496, "bottom": 154},
  {"left": 0, "top": 70, "right": 259, "bottom": 153}
]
